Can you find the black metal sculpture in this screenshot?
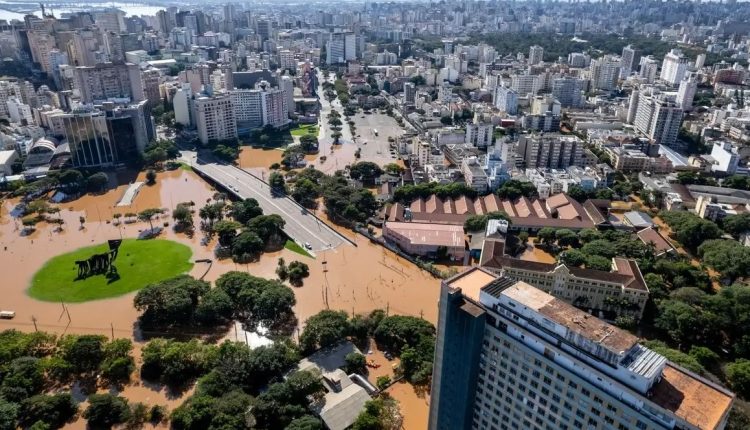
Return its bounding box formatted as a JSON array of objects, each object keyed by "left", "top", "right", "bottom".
[{"left": 75, "top": 240, "right": 123, "bottom": 279}]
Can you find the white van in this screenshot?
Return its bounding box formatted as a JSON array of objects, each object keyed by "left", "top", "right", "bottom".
[{"left": 0, "top": 310, "right": 16, "bottom": 319}]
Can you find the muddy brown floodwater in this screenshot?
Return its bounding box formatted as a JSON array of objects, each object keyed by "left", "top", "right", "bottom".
[{"left": 0, "top": 168, "right": 441, "bottom": 426}]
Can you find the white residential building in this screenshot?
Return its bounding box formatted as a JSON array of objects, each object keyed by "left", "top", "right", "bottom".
[
  {"left": 493, "top": 86, "right": 518, "bottom": 114},
  {"left": 676, "top": 75, "right": 698, "bottom": 111},
  {"left": 633, "top": 90, "right": 684, "bottom": 148},
  {"left": 660, "top": 49, "right": 689, "bottom": 86},
  {"left": 194, "top": 95, "right": 237, "bottom": 144},
  {"left": 590, "top": 55, "right": 621, "bottom": 91},
  {"left": 709, "top": 141, "right": 739, "bottom": 174}
]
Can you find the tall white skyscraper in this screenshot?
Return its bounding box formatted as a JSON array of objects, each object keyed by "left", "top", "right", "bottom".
[
  {"left": 429, "top": 269, "right": 734, "bottom": 430},
  {"left": 660, "top": 49, "right": 689, "bottom": 86}
]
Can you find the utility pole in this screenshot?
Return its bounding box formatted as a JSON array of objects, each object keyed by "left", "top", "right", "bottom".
[
  {"left": 110, "top": 323, "right": 114, "bottom": 340},
  {"left": 31, "top": 316, "right": 38, "bottom": 332}
]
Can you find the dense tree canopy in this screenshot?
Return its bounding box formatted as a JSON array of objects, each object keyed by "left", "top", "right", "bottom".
[{"left": 659, "top": 211, "right": 722, "bottom": 252}]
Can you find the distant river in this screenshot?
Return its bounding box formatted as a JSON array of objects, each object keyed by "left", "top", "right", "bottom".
[{"left": 0, "top": 2, "right": 165, "bottom": 22}]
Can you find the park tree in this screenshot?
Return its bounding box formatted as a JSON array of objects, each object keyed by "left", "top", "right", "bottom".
[
  {"left": 586, "top": 255, "right": 612, "bottom": 271},
  {"left": 58, "top": 169, "right": 84, "bottom": 192},
  {"left": 86, "top": 172, "right": 109, "bottom": 192},
  {"left": 213, "top": 220, "right": 241, "bottom": 247},
  {"left": 247, "top": 214, "right": 286, "bottom": 244},
  {"left": 555, "top": 229, "right": 578, "bottom": 247},
  {"left": 172, "top": 204, "right": 193, "bottom": 230},
  {"left": 577, "top": 229, "right": 602, "bottom": 244},
  {"left": 345, "top": 352, "right": 366, "bottom": 374},
  {"left": 698, "top": 239, "right": 750, "bottom": 282},
  {"left": 194, "top": 288, "right": 233, "bottom": 325},
  {"left": 291, "top": 178, "right": 321, "bottom": 208},
  {"left": 133, "top": 275, "right": 210, "bottom": 328},
  {"left": 299, "top": 134, "right": 319, "bottom": 152},
  {"left": 199, "top": 202, "right": 225, "bottom": 230},
  {"left": 138, "top": 208, "right": 163, "bottom": 232},
  {"left": 248, "top": 371, "right": 324, "bottom": 428},
  {"left": 496, "top": 180, "right": 538, "bottom": 200},
  {"left": 383, "top": 163, "right": 404, "bottom": 176},
  {"left": 0, "top": 398, "right": 18, "bottom": 430},
  {"left": 566, "top": 184, "right": 591, "bottom": 202},
  {"left": 231, "top": 230, "right": 265, "bottom": 259},
  {"left": 83, "top": 394, "right": 131, "bottom": 428},
  {"left": 559, "top": 249, "right": 587, "bottom": 267},
  {"left": 0, "top": 357, "right": 44, "bottom": 402},
  {"left": 230, "top": 198, "right": 263, "bottom": 224},
  {"left": 349, "top": 162, "right": 384, "bottom": 184},
  {"left": 99, "top": 338, "right": 135, "bottom": 385},
  {"left": 299, "top": 310, "right": 351, "bottom": 353},
  {"left": 286, "top": 416, "right": 323, "bottom": 430},
  {"left": 145, "top": 169, "right": 157, "bottom": 185},
  {"left": 60, "top": 335, "right": 107, "bottom": 376},
  {"left": 723, "top": 213, "right": 750, "bottom": 237},
  {"left": 659, "top": 210, "right": 722, "bottom": 252},
  {"left": 269, "top": 171, "right": 286, "bottom": 192},
  {"left": 352, "top": 397, "right": 402, "bottom": 430},
  {"left": 287, "top": 261, "right": 310, "bottom": 286},
  {"left": 726, "top": 360, "right": 750, "bottom": 398},
  {"left": 537, "top": 227, "right": 557, "bottom": 244},
  {"left": 581, "top": 239, "right": 617, "bottom": 259},
  {"left": 141, "top": 339, "right": 217, "bottom": 387},
  {"left": 19, "top": 393, "right": 78, "bottom": 429}
]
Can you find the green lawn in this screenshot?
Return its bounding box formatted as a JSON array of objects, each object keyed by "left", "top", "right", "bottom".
[
  {"left": 28, "top": 239, "right": 194, "bottom": 302},
  {"left": 284, "top": 240, "right": 314, "bottom": 258},
  {"left": 289, "top": 124, "right": 319, "bottom": 137}
]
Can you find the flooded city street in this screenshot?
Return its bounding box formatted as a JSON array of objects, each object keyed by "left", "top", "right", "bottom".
[{"left": 0, "top": 168, "right": 440, "bottom": 428}]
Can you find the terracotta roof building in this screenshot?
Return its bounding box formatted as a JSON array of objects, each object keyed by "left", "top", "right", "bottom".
[
  {"left": 383, "top": 221, "right": 466, "bottom": 260},
  {"left": 479, "top": 237, "right": 649, "bottom": 320},
  {"left": 389, "top": 194, "right": 605, "bottom": 231}
]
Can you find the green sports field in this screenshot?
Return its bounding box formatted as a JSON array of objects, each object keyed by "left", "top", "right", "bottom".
[{"left": 28, "top": 239, "right": 193, "bottom": 302}]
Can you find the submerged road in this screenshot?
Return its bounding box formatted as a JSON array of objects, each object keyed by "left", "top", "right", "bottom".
[{"left": 181, "top": 150, "right": 351, "bottom": 252}]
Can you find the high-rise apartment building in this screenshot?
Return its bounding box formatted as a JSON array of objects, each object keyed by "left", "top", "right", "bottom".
[
  {"left": 633, "top": 90, "right": 684, "bottom": 148},
  {"left": 567, "top": 52, "right": 590, "bottom": 68},
  {"left": 403, "top": 82, "right": 417, "bottom": 106},
  {"left": 465, "top": 120, "right": 493, "bottom": 148},
  {"left": 639, "top": 56, "right": 659, "bottom": 83},
  {"left": 552, "top": 77, "right": 584, "bottom": 108},
  {"left": 511, "top": 74, "right": 541, "bottom": 97},
  {"left": 620, "top": 45, "right": 641, "bottom": 79},
  {"left": 280, "top": 75, "right": 295, "bottom": 115},
  {"left": 660, "top": 49, "right": 689, "bottom": 86},
  {"left": 229, "top": 82, "right": 290, "bottom": 135},
  {"left": 326, "top": 31, "right": 356, "bottom": 64},
  {"left": 529, "top": 45, "right": 544, "bottom": 65},
  {"left": 590, "top": 56, "right": 621, "bottom": 91},
  {"left": 493, "top": 86, "right": 518, "bottom": 115},
  {"left": 516, "top": 134, "right": 584, "bottom": 169},
  {"left": 141, "top": 68, "right": 161, "bottom": 106},
  {"left": 173, "top": 84, "right": 192, "bottom": 127},
  {"left": 74, "top": 62, "right": 144, "bottom": 103},
  {"left": 194, "top": 95, "right": 237, "bottom": 144},
  {"left": 428, "top": 269, "right": 734, "bottom": 430},
  {"left": 676, "top": 75, "right": 698, "bottom": 111},
  {"left": 279, "top": 50, "right": 296, "bottom": 71}
]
